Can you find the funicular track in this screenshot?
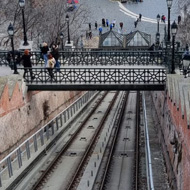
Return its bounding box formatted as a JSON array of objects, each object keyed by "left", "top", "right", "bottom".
[
  {"left": 31, "top": 91, "right": 120, "bottom": 190},
  {"left": 5, "top": 91, "right": 141, "bottom": 190},
  {"left": 94, "top": 91, "right": 140, "bottom": 190}
]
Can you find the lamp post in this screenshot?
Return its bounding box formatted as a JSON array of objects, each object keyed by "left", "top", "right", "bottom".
[
  {"left": 7, "top": 23, "right": 18, "bottom": 74},
  {"left": 60, "top": 32, "right": 64, "bottom": 50},
  {"left": 156, "top": 32, "right": 160, "bottom": 48},
  {"left": 157, "top": 14, "right": 160, "bottom": 33},
  {"left": 171, "top": 21, "right": 178, "bottom": 74},
  {"left": 66, "top": 14, "right": 71, "bottom": 44},
  {"left": 166, "top": 0, "right": 173, "bottom": 42},
  {"left": 19, "top": 0, "right": 29, "bottom": 46},
  {"left": 80, "top": 35, "right": 84, "bottom": 48}
]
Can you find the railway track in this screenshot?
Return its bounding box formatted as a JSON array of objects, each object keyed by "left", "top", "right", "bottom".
[
  {"left": 10, "top": 91, "right": 141, "bottom": 190},
  {"left": 94, "top": 91, "right": 140, "bottom": 190},
  {"left": 30, "top": 91, "right": 121, "bottom": 190}
]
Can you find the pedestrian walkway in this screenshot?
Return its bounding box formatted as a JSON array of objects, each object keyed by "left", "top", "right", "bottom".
[
  {"left": 0, "top": 66, "right": 13, "bottom": 76},
  {"left": 80, "top": 0, "right": 179, "bottom": 45},
  {"left": 83, "top": 36, "right": 99, "bottom": 48}
]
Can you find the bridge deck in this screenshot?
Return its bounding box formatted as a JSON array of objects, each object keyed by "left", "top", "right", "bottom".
[{"left": 19, "top": 66, "right": 166, "bottom": 91}]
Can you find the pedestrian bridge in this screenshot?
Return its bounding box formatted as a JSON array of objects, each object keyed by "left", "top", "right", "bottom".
[
  {"left": 21, "top": 66, "right": 166, "bottom": 91},
  {"left": 0, "top": 49, "right": 183, "bottom": 91}
]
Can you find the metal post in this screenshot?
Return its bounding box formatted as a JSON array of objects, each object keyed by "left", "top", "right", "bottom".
[
  {"left": 157, "top": 21, "right": 159, "bottom": 33},
  {"left": 67, "top": 20, "right": 71, "bottom": 44},
  {"left": 17, "top": 148, "right": 22, "bottom": 168},
  {"left": 171, "top": 35, "right": 175, "bottom": 74},
  {"left": 11, "top": 37, "right": 18, "bottom": 74},
  {"left": 168, "top": 7, "right": 171, "bottom": 41},
  {"left": 62, "top": 40, "right": 64, "bottom": 50},
  {"left": 7, "top": 157, "right": 13, "bottom": 177},
  {"left": 21, "top": 8, "right": 29, "bottom": 46}
]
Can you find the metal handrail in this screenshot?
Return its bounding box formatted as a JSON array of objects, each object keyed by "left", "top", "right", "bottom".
[
  {"left": 142, "top": 92, "right": 154, "bottom": 190},
  {"left": 0, "top": 91, "right": 97, "bottom": 188}
]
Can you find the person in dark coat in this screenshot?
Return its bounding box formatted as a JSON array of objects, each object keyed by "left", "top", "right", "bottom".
[
  {"left": 40, "top": 42, "right": 49, "bottom": 67},
  {"left": 102, "top": 18, "right": 105, "bottom": 27},
  {"left": 139, "top": 13, "right": 142, "bottom": 21},
  {"left": 106, "top": 19, "right": 109, "bottom": 27},
  {"left": 95, "top": 21, "right": 98, "bottom": 30},
  {"left": 120, "top": 22, "right": 123, "bottom": 30},
  {"left": 89, "top": 30, "right": 92, "bottom": 39},
  {"left": 178, "top": 15, "right": 181, "bottom": 24},
  {"left": 51, "top": 44, "right": 60, "bottom": 71},
  {"left": 89, "top": 23, "right": 91, "bottom": 30},
  {"left": 20, "top": 49, "right": 34, "bottom": 79},
  {"left": 134, "top": 21, "right": 137, "bottom": 28}
]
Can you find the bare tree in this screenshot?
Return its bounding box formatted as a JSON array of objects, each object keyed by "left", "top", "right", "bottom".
[
  {"left": 0, "top": 0, "right": 89, "bottom": 49},
  {"left": 177, "top": 0, "right": 190, "bottom": 47}
]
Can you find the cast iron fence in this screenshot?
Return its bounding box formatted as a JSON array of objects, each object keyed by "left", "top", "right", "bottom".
[
  {"left": 19, "top": 67, "right": 166, "bottom": 85},
  {"left": 0, "top": 49, "right": 183, "bottom": 67}
]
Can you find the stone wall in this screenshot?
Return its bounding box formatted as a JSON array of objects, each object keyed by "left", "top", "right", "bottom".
[
  {"left": 0, "top": 75, "right": 84, "bottom": 159},
  {"left": 151, "top": 75, "right": 190, "bottom": 190}
]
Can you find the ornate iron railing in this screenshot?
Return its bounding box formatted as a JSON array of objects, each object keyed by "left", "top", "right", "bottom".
[
  {"left": 63, "top": 50, "right": 165, "bottom": 66},
  {"left": 0, "top": 49, "right": 181, "bottom": 66},
  {"left": 19, "top": 67, "right": 166, "bottom": 85}
]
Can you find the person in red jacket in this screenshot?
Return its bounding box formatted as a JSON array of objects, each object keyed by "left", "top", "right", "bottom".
[{"left": 20, "top": 49, "right": 34, "bottom": 80}]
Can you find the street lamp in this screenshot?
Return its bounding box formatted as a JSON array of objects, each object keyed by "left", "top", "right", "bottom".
[
  {"left": 7, "top": 23, "right": 18, "bottom": 74},
  {"left": 60, "top": 32, "right": 64, "bottom": 50},
  {"left": 157, "top": 14, "right": 160, "bottom": 33},
  {"left": 166, "top": 0, "right": 173, "bottom": 41},
  {"left": 66, "top": 14, "right": 71, "bottom": 44},
  {"left": 171, "top": 21, "right": 178, "bottom": 74},
  {"left": 19, "top": 0, "right": 29, "bottom": 46}
]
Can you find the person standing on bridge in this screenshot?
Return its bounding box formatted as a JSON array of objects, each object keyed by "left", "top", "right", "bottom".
[
  {"left": 47, "top": 53, "right": 56, "bottom": 81},
  {"left": 51, "top": 44, "right": 60, "bottom": 72},
  {"left": 41, "top": 42, "right": 49, "bottom": 67},
  {"left": 20, "top": 49, "right": 34, "bottom": 80}
]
